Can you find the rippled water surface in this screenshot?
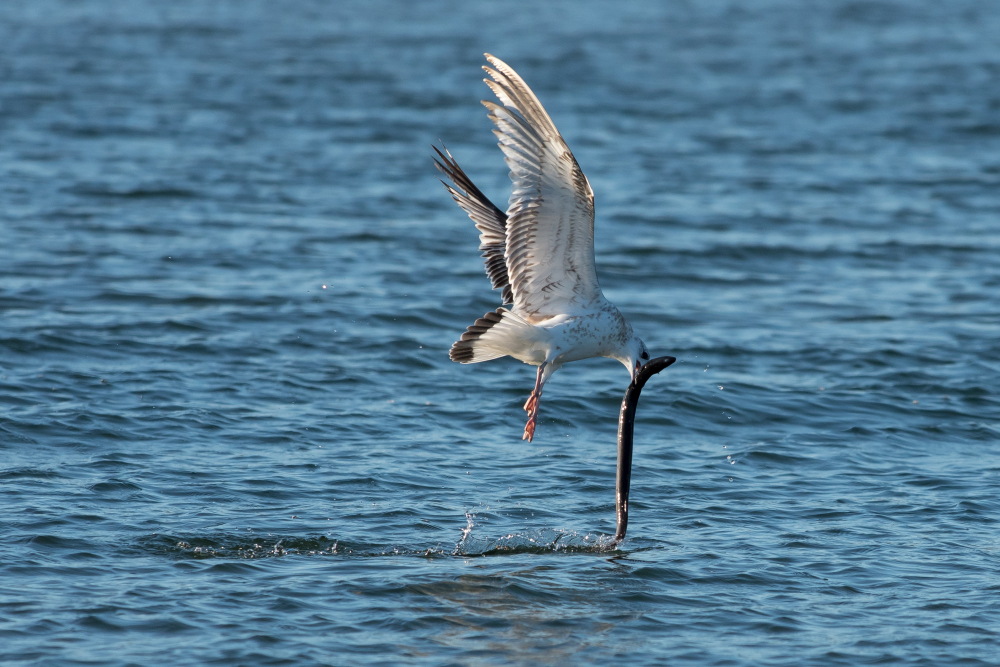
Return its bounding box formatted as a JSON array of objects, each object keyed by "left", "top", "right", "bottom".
[{"left": 3, "top": 1, "right": 1000, "bottom": 664}]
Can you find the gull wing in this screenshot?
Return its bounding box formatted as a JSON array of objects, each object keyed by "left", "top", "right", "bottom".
[
  {"left": 433, "top": 145, "right": 513, "bottom": 304},
  {"left": 482, "top": 53, "right": 602, "bottom": 319}
]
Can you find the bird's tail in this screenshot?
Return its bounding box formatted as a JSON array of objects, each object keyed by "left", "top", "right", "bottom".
[{"left": 449, "top": 307, "right": 537, "bottom": 364}]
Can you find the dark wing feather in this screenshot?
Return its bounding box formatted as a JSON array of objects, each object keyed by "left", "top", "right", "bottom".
[{"left": 433, "top": 145, "right": 513, "bottom": 305}]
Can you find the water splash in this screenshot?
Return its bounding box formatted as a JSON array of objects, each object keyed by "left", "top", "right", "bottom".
[{"left": 453, "top": 511, "right": 618, "bottom": 555}]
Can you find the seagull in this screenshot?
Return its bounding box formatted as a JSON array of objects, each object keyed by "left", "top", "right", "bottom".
[{"left": 435, "top": 54, "right": 649, "bottom": 442}]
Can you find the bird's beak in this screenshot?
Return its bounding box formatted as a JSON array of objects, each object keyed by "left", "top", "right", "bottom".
[{"left": 632, "top": 359, "right": 641, "bottom": 382}]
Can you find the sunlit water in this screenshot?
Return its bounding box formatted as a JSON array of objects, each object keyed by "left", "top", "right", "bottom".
[{"left": 2, "top": 1, "right": 999, "bottom": 664}]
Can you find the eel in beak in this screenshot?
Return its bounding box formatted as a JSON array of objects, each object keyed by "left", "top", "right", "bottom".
[{"left": 614, "top": 355, "right": 676, "bottom": 545}]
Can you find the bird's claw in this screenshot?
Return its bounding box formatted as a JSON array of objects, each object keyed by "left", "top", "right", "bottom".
[
  {"left": 522, "top": 373, "right": 544, "bottom": 441},
  {"left": 522, "top": 414, "right": 537, "bottom": 442}
]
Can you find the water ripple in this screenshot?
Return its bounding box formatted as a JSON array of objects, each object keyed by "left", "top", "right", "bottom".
[{"left": 2, "top": 0, "right": 999, "bottom": 665}]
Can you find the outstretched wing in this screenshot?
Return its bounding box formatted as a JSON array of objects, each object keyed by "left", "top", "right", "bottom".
[
  {"left": 433, "top": 145, "right": 513, "bottom": 305},
  {"left": 482, "top": 53, "right": 602, "bottom": 319}
]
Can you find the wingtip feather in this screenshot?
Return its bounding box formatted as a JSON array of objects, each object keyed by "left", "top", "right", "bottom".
[{"left": 484, "top": 53, "right": 507, "bottom": 70}]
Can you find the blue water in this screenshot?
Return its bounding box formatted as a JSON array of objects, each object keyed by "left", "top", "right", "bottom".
[{"left": 2, "top": 1, "right": 999, "bottom": 664}]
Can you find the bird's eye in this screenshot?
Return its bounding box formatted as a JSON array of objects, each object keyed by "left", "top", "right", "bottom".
[{"left": 641, "top": 351, "right": 649, "bottom": 360}]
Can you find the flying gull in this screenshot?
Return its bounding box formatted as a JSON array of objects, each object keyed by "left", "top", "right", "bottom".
[{"left": 435, "top": 54, "right": 649, "bottom": 442}]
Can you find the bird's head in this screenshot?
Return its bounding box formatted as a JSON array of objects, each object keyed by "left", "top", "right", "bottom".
[{"left": 622, "top": 335, "right": 650, "bottom": 382}]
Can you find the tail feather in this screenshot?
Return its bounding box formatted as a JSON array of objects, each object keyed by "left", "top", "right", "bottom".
[{"left": 450, "top": 307, "right": 538, "bottom": 364}]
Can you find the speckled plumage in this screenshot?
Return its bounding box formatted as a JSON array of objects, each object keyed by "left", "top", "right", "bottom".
[{"left": 439, "top": 54, "right": 648, "bottom": 441}]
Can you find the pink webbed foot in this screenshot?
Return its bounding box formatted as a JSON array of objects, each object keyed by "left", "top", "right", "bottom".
[
  {"left": 521, "top": 362, "right": 547, "bottom": 442},
  {"left": 522, "top": 390, "right": 541, "bottom": 441},
  {"left": 522, "top": 413, "right": 538, "bottom": 442}
]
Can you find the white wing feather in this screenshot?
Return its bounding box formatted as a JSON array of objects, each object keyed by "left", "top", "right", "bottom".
[{"left": 482, "top": 54, "right": 603, "bottom": 320}]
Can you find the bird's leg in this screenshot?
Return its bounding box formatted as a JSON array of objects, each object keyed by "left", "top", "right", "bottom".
[{"left": 523, "top": 362, "right": 547, "bottom": 442}]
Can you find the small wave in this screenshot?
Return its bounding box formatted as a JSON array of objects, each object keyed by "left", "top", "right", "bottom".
[
  {"left": 146, "top": 521, "right": 622, "bottom": 561},
  {"left": 150, "top": 534, "right": 342, "bottom": 559},
  {"left": 453, "top": 512, "right": 618, "bottom": 555},
  {"left": 455, "top": 528, "right": 619, "bottom": 555},
  {"left": 68, "top": 184, "right": 200, "bottom": 199},
  {"left": 0, "top": 467, "right": 63, "bottom": 480}
]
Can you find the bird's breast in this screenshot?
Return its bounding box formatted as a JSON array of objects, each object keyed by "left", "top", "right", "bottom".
[{"left": 544, "top": 307, "right": 631, "bottom": 364}]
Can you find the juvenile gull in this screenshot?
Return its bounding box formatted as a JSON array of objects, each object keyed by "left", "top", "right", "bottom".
[{"left": 435, "top": 54, "right": 649, "bottom": 442}]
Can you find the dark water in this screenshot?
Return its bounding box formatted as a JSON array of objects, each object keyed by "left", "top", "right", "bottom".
[{"left": 2, "top": 0, "right": 999, "bottom": 664}]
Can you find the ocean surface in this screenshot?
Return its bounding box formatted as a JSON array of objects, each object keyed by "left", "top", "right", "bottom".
[{"left": 2, "top": 1, "right": 999, "bottom": 664}]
